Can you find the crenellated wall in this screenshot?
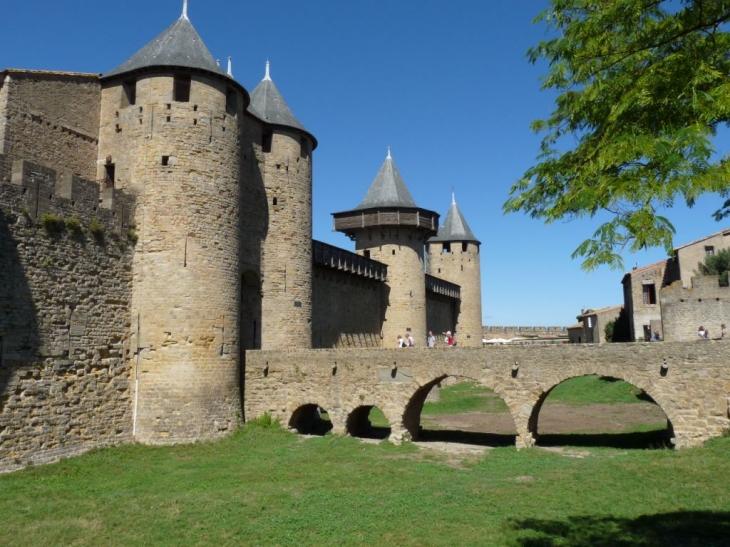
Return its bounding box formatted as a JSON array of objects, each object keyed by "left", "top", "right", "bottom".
[{"left": 0, "top": 159, "right": 135, "bottom": 472}]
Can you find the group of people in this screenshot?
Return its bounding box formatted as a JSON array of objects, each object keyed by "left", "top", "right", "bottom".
[
  {"left": 697, "top": 324, "right": 726, "bottom": 340},
  {"left": 399, "top": 330, "right": 457, "bottom": 348}
]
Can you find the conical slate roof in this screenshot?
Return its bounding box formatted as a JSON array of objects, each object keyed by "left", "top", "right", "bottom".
[
  {"left": 103, "top": 14, "right": 229, "bottom": 80},
  {"left": 354, "top": 149, "right": 418, "bottom": 210},
  {"left": 248, "top": 61, "right": 315, "bottom": 142},
  {"left": 429, "top": 196, "right": 480, "bottom": 244}
]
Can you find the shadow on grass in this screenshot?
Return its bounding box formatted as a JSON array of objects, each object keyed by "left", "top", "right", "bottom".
[
  {"left": 510, "top": 511, "right": 730, "bottom": 546},
  {"left": 357, "top": 426, "right": 391, "bottom": 440},
  {"left": 418, "top": 429, "right": 516, "bottom": 447},
  {"left": 536, "top": 429, "right": 672, "bottom": 449}
]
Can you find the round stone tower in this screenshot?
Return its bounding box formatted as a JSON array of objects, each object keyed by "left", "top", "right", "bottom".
[
  {"left": 248, "top": 62, "right": 317, "bottom": 349},
  {"left": 426, "top": 195, "right": 483, "bottom": 347},
  {"left": 333, "top": 149, "right": 439, "bottom": 347},
  {"left": 97, "top": 6, "right": 247, "bottom": 443}
]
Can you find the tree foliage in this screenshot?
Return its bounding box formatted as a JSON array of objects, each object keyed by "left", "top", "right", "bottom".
[
  {"left": 504, "top": 0, "right": 730, "bottom": 270},
  {"left": 697, "top": 246, "right": 730, "bottom": 285}
]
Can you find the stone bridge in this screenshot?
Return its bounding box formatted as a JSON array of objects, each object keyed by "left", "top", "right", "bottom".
[{"left": 244, "top": 343, "right": 730, "bottom": 449}]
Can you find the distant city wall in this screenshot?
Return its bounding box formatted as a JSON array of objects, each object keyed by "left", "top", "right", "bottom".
[{"left": 484, "top": 326, "right": 567, "bottom": 337}]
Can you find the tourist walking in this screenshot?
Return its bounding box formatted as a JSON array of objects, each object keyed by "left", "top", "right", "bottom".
[
  {"left": 406, "top": 333, "right": 414, "bottom": 347},
  {"left": 427, "top": 331, "right": 436, "bottom": 348}
]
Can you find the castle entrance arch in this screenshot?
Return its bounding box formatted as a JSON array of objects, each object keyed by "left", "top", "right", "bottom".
[
  {"left": 402, "top": 375, "right": 517, "bottom": 447},
  {"left": 528, "top": 375, "right": 672, "bottom": 449}
]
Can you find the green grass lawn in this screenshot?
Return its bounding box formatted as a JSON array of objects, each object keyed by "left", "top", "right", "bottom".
[
  {"left": 546, "top": 375, "right": 649, "bottom": 405},
  {"left": 1, "top": 421, "right": 729, "bottom": 546}
]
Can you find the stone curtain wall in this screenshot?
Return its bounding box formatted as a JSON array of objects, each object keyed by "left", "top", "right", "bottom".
[
  {"left": 661, "top": 276, "right": 730, "bottom": 341},
  {"left": 245, "top": 343, "right": 730, "bottom": 449},
  {"left": 0, "top": 161, "right": 135, "bottom": 472},
  {"left": 312, "top": 265, "right": 384, "bottom": 348},
  {"left": 0, "top": 71, "right": 100, "bottom": 182},
  {"left": 425, "top": 292, "right": 456, "bottom": 345}
]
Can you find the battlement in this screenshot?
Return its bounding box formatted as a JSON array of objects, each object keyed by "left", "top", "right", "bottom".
[
  {"left": 313, "top": 239, "right": 388, "bottom": 281},
  {"left": 1, "top": 156, "right": 134, "bottom": 234},
  {"left": 425, "top": 274, "right": 460, "bottom": 299}
]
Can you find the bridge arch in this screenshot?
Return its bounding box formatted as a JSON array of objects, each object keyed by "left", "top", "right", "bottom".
[
  {"left": 526, "top": 372, "right": 672, "bottom": 447},
  {"left": 345, "top": 404, "right": 392, "bottom": 440},
  {"left": 401, "top": 372, "right": 520, "bottom": 446},
  {"left": 288, "top": 403, "right": 333, "bottom": 436}
]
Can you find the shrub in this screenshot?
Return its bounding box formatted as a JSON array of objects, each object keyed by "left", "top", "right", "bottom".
[
  {"left": 127, "top": 229, "right": 139, "bottom": 244},
  {"left": 39, "top": 213, "right": 65, "bottom": 234},
  {"left": 65, "top": 217, "right": 82, "bottom": 236},
  {"left": 89, "top": 218, "right": 105, "bottom": 240}
]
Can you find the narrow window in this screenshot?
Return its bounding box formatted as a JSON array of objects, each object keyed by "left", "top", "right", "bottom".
[
  {"left": 161, "top": 156, "right": 169, "bottom": 166},
  {"left": 462, "top": 242, "right": 468, "bottom": 252},
  {"left": 705, "top": 245, "right": 715, "bottom": 256},
  {"left": 442, "top": 242, "right": 451, "bottom": 254},
  {"left": 173, "top": 74, "right": 191, "bottom": 102},
  {"left": 122, "top": 79, "right": 136, "bottom": 107},
  {"left": 226, "top": 87, "right": 238, "bottom": 116},
  {"left": 642, "top": 283, "right": 656, "bottom": 305},
  {"left": 272, "top": 197, "right": 278, "bottom": 206},
  {"left": 104, "top": 163, "right": 115, "bottom": 188},
  {"left": 262, "top": 131, "right": 272, "bottom": 153},
  {"left": 300, "top": 136, "right": 310, "bottom": 159},
  {"left": 364, "top": 250, "right": 370, "bottom": 258}
]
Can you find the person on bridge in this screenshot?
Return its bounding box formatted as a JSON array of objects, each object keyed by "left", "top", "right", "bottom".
[
  {"left": 397, "top": 335, "right": 406, "bottom": 348},
  {"left": 406, "top": 333, "right": 415, "bottom": 348},
  {"left": 427, "top": 331, "right": 436, "bottom": 348}
]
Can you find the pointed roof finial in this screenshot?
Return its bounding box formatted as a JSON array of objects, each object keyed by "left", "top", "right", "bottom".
[
  {"left": 452, "top": 185, "right": 456, "bottom": 205},
  {"left": 227, "top": 56, "right": 233, "bottom": 77},
  {"left": 182, "top": 0, "right": 189, "bottom": 19},
  {"left": 264, "top": 59, "right": 271, "bottom": 81},
  {"left": 387, "top": 146, "right": 392, "bottom": 159}
]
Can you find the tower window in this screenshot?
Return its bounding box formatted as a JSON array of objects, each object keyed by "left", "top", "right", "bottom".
[
  {"left": 104, "top": 160, "right": 115, "bottom": 188},
  {"left": 122, "top": 79, "right": 136, "bottom": 107},
  {"left": 462, "top": 242, "right": 468, "bottom": 252},
  {"left": 300, "top": 136, "right": 310, "bottom": 159},
  {"left": 173, "top": 74, "right": 191, "bottom": 102},
  {"left": 161, "top": 156, "right": 170, "bottom": 166},
  {"left": 272, "top": 197, "right": 278, "bottom": 206},
  {"left": 262, "top": 131, "right": 272, "bottom": 153},
  {"left": 364, "top": 250, "right": 370, "bottom": 258},
  {"left": 226, "top": 87, "right": 238, "bottom": 116},
  {"left": 442, "top": 242, "right": 451, "bottom": 254},
  {"left": 705, "top": 245, "right": 715, "bottom": 256}
]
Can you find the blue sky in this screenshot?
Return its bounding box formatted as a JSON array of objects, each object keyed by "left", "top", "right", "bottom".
[{"left": 3, "top": 0, "right": 728, "bottom": 326}]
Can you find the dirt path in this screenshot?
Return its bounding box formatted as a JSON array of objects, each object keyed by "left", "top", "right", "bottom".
[{"left": 422, "top": 401, "right": 667, "bottom": 434}]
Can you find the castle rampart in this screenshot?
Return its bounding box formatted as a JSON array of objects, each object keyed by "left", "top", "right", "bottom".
[{"left": 0, "top": 159, "right": 135, "bottom": 472}]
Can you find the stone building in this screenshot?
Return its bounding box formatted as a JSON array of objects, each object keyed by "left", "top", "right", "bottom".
[
  {"left": 0, "top": 4, "right": 483, "bottom": 467},
  {"left": 575, "top": 305, "right": 623, "bottom": 344},
  {"left": 622, "top": 228, "right": 730, "bottom": 342}
]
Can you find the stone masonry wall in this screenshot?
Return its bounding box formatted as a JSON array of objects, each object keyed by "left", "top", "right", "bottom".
[
  {"left": 260, "top": 129, "right": 313, "bottom": 350},
  {"left": 427, "top": 241, "right": 482, "bottom": 346},
  {"left": 356, "top": 227, "right": 428, "bottom": 348},
  {"left": 97, "top": 73, "right": 243, "bottom": 444},
  {"left": 426, "top": 292, "right": 456, "bottom": 345},
  {"left": 661, "top": 276, "right": 730, "bottom": 341},
  {"left": 312, "top": 265, "right": 384, "bottom": 348},
  {"left": 0, "top": 160, "right": 135, "bottom": 472},
  {"left": 245, "top": 343, "right": 730, "bottom": 450},
  {"left": 0, "top": 71, "right": 100, "bottom": 182}
]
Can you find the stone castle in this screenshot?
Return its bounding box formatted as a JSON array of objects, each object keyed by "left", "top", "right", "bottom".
[{"left": 0, "top": 4, "right": 482, "bottom": 468}]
